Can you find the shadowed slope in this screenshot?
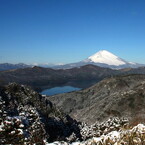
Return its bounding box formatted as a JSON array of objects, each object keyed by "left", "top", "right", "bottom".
[{"left": 49, "top": 74, "right": 145, "bottom": 124}]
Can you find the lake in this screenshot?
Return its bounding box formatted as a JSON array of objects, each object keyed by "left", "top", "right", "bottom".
[{"left": 41, "top": 86, "right": 81, "bottom": 96}]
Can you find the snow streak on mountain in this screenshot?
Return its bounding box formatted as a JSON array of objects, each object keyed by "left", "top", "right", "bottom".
[
  {"left": 0, "top": 50, "right": 144, "bottom": 70},
  {"left": 84, "top": 50, "right": 127, "bottom": 66},
  {"left": 52, "top": 50, "right": 144, "bottom": 69}
]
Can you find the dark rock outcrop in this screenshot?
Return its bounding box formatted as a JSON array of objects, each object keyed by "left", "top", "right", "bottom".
[
  {"left": 1, "top": 76, "right": 145, "bottom": 144},
  {"left": 0, "top": 83, "right": 81, "bottom": 144}
]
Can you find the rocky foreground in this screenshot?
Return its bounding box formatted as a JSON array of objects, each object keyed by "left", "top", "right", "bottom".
[
  {"left": 48, "top": 124, "right": 145, "bottom": 145},
  {"left": 0, "top": 83, "right": 81, "bottom": 144},
  {"left": 0, "top": 80, "right": 145, "bottom": 144}
]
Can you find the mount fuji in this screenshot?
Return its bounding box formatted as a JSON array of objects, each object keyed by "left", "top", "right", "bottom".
[
  {"left": 84, "top": 50, "right": 128, "bottom": 66},
  {"left": 53, "top": 50, "right": 144, "bottom": 69},
  {"left": 1, "top": 50, "right": 143, "bottom": 71}
]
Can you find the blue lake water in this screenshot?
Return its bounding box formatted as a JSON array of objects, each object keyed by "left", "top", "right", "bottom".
[{"left": 41, "top": 86, "right": 81, "bottom": 96}]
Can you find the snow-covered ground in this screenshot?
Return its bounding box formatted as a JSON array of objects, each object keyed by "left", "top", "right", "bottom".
[
  {"left": 47, "top": 124, "right": 145, "bottom": 145},
  {"left": 86, "top": 50, "right": 127, "bottom": 66}
]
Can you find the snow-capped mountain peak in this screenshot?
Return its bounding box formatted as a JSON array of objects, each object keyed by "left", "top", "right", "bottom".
[
  {"left": 50, "top": 50, "right": 144, "bottom": 69},
  {"left": 85, "top": 50, "right": 127, "bottom": 66}
]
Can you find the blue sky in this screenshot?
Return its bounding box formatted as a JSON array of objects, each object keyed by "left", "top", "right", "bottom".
[{"left": 0, "top": 0, "right": 145, "bottom": 64}]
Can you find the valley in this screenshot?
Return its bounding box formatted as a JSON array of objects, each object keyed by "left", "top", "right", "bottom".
[
  {"left": 49, "top": 74, "right": 145, "bottom": 124},
  {"left": 0, "top": 64, "right": 119, "bottom": 91},
  {"left": 0, "top": 64, "right": 145, "bottom": 93},
  {"left": 41, "top": 86, "right": 81, "bottom": 96},
  {"left": 1, "top": 74, "right": 145, "bottom": 144}
]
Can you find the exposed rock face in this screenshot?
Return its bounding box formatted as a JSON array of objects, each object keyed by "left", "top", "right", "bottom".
[
  {"left": 49, "top": 74, "right": 145, "bottom": 124},
  {"left": 0, "top": 79, "right": 145, "bottom": 144},
  {"left": 0, "top": 83, "right": 81, "bottom": 144}
]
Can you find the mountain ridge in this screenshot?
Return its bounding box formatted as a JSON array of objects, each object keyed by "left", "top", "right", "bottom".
[
  {"left": 1, "top": 64, "right": 145, "bottom": 91},
  {"left": 0, "top": 63, "right": 32, "bottom": 71},
  {"left": 84, "top": 50, "right": 128, "bottom": 66},
  {"left": 49, "top": 74, "right": 145, "bottom": 124},
  {"left": 1, "top": 50, "right": 144, "bottom": 71},
  {"left": 52, "top": 50, "right": 144, "bottom": 69},
  {"left": 0, "top": 64, "right": 118, "bottom": 91}
]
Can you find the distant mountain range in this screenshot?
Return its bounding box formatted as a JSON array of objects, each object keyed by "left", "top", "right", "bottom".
[
  {"left": 0, "top": 63, "right": 32, "bottom": 71},
  {"left": 0, "top": 50, "right": 144, "bottom": 71},
  {"left": 53, "top": 50, "right": 145, "bottom": 69}
]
